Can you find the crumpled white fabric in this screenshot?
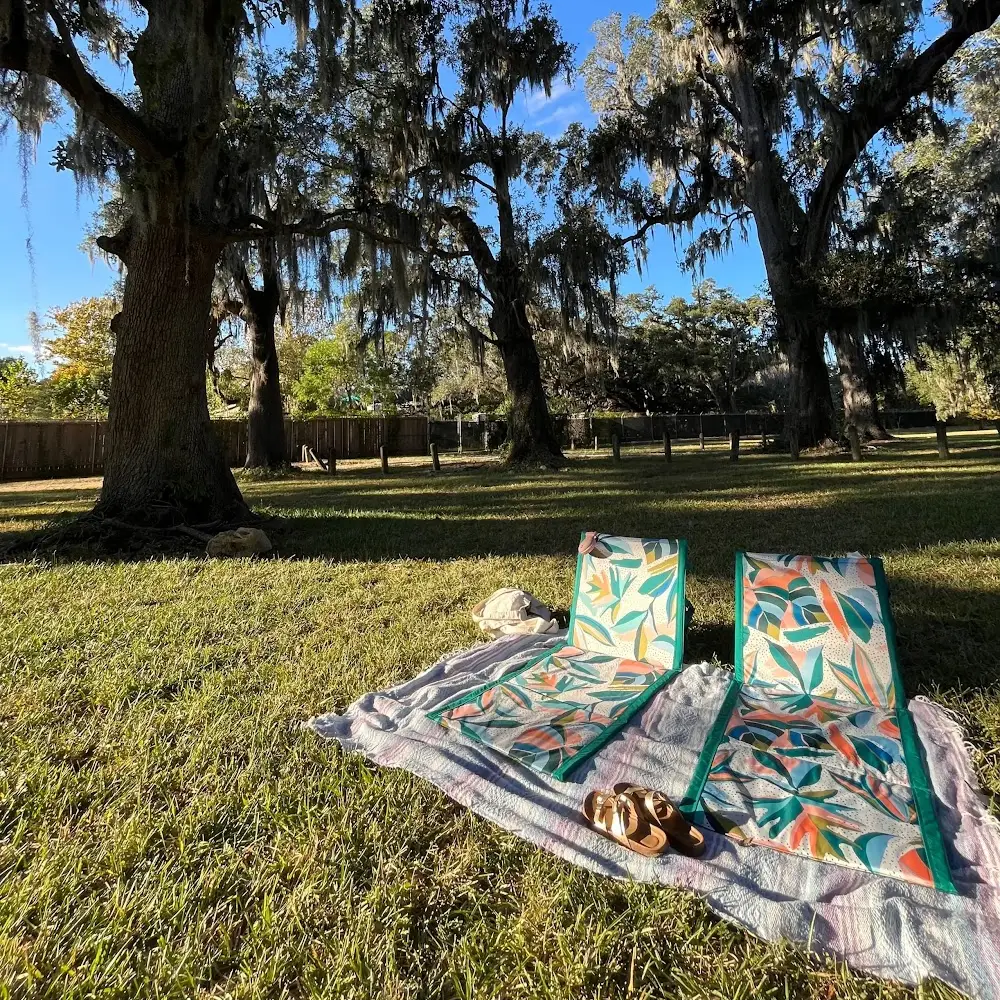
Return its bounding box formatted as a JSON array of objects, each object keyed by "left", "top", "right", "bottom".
[{"left": 471, "top": 587, "right": 559, "bottom": 636}]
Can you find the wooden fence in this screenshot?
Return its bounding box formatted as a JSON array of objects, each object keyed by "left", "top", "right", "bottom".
[
  {"left": 0, "top": 416, "right": 430, "bottom": 483},
  {"left": 0, "top": 409, "right": 952, "bottom": 482},
  {"left": 212, "top": 416, "right": 429, "bottom": 467}
]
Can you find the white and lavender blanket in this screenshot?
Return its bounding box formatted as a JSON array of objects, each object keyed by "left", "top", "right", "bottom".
[{"left": 308, "top": 633, "right": 1000, "bottom": 1000}]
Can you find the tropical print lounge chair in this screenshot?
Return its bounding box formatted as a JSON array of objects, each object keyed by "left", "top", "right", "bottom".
[
  {"left": 430, "top": 534, "right": 687, "bottom": 778},
  {"left": 681, "top": 552, "right": 955, "bottom": 892}
]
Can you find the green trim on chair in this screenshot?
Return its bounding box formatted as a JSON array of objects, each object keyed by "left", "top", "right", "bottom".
[
  {"left": 564, "top": 535, "right": 587, "bottom": 641},
  {"left": 733, "top": 550, "right": 746, "bottom": 684},
  {"left": 551, "top": 661, "right": 685, "bottom": 779},
  {"left": 679, "top": 671, "right": 739, "bottom": 820},
  {"left": 872, "top": 557, "right": 957, "bottom": 895},
  {"left": 680, "top": 549, "right": 745, "bottom": 819}
]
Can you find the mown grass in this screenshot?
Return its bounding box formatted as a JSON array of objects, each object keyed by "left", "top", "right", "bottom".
[{"left": 1, "top": 429, "right": 999, "bottom": 999}]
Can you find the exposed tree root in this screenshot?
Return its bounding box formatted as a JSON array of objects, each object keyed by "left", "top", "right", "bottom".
[
  {"left": 501, "top": 443, "right": 567, "bottom": 470},
  {"left": 0, "top": 502, "right": 265, "bottom": 562}
]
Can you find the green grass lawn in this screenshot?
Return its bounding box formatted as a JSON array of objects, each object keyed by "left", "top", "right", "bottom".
[{"left": 1, "top": 430, "right": 999, "bottom": 999}]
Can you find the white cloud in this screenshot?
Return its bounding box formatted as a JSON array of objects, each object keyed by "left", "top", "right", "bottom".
[
  {"left": 521, "top": 78, "right": 572, "bottom": 114},
  {"left": 0, "top": 343, "right": 34, "bottom": 355},
  {"left": 534, "top": 101, "right": 587, "bottom": 131}
]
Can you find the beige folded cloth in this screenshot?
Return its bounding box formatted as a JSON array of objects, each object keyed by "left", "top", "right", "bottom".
[{"left": 471, "top": 588, "right": 560, "bottom": 637}]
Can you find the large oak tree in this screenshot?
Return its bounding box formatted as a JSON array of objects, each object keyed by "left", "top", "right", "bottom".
[
  {"left": 584, "top": 0, "right": 1000, "bottom": 450},
  {"left": 351, "top": 0, "right": 636, "bottom": 464},
  {"left": 0, "top": 0, "right": 417, "bottom": 521}
]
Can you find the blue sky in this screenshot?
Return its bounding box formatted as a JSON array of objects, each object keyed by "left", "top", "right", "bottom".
[{"left": 0, "top": 0, "right": 768, "bottom": 360}]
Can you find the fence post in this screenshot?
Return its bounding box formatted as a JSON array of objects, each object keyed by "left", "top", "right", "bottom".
[
  {"left": 730, "top": 427, "right": 740, "bottom": 462},
  {"left": 699, "top": 413, "right": 705, "bottom": 451},
  {"left": 380, "top": 444, "right": 389, "bottom": 474},
  {"left": 593, "top": 435, "right": 598, "bottom": 452},
  {"left": 935, "top": 421, "right": 950, "bottom": 459},
  {"left": 90, "top": 419, "right": 99, "bottom": 474},
  {"left": 847, "top": 425, "right": 862, "bottom": 462},
  {"left": 458, "top": 412, "right": 463, "bottom": 454},
  {"left": 663, "top": 428, "right": 671, "bottom": 463},
  {"left": 611, "top": 434, "right": 621, "bottom": 462},
  {"left": 430, "top": 442, "right": 440, "bottom": 472},
  {"left": 0, "top": 421, "right": 7, "bottom": 482},
  {"left": 327, "top": 447, "right": 336, "bottom": 475}
]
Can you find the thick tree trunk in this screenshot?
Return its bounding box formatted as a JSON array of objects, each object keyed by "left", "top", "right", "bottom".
[
  {"left": 740, "top": 195, "right": 837, "bottom": 449},
  {"left": 829, "top": 324, "right": 890, "bottom": 441},
  {"left": 97, "top": 220, "right": 248, "bottom": 522},
  {"left": 727, "top": 60, "right": 837, "bottom": 452},
  {"left": 492, "top": 301, "right": 563, "bottom": 465},
  {"left": 86, "top": 1, "right": 249, "bottom": 525},
  {"left": 782, "top": 312, "right": 838, "bottom": 450},
  {"left": 242, "top": 277, "right": 286, "bottom": 470}
]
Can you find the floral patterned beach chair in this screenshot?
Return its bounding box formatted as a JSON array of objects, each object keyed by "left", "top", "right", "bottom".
[
  {"left": 430, "top": 534, "right": 687, "bottom": 778},
  {"left": 682, "top": 552, "right": 955, "bottom": 892}
]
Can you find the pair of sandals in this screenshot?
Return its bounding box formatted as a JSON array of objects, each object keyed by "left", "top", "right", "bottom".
[{"left": 583, "top": 783, "right": 706, "bottom": 858}]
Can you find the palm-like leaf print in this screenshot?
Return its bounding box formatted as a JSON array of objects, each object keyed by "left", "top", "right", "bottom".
[
  {"left": 852, "top": 832, "right": 894, "bottom": 873},
  {"left": 834, "top": 589, "right": 878, "bottom": 644},
  {"left": 831, "top": 771, "right": 917, "bottom": 823},
  {"left": 758, "top": 640, "right": 825, "bottom": 694},
  {"left": 847, "top": 733, "right": 903, "bottom": 774},
  {"left": 899, "top": 847, "right": 933, "bottom": 886},
  {"left": 746, "top": 755, "right": 861, "bottom": 860},
  {"left": 775, "top": 554, "right": 855, "bottom": 577},
  {"left": 746, "top": 571, "right": 828, "bottom": 643},
  {"left": 573, "top": 616, "right": 614, "bottom": 647},
  {"left": 828, "top": 643, "right": 894, "bottom": 708},
  {"left": 700, "top": 553, "right": 938, "bottom": 889},
  {"left": 436, "top": 535, "right": 686, "bottom": 779},
  {"left": 582, "top": 566, "right": 635, "bottom": 623},
  {"left": 641, "top": 538, "right": 679, "bottom": 571}
]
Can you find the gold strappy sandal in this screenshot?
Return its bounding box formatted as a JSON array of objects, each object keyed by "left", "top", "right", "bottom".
[
  {"left": 612, "top": 783, "right": 706, "bottom": 858},
  {"left": 582, "top": 789, "right": 670, "bottom": 858}
]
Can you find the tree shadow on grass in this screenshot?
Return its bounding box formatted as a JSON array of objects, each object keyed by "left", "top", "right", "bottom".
[
  {"left": 0, "top": 448, "right": 998, "bottom": 700},
  {"left": 255, "top": 464, "right": 1000, "bottom": 566}
]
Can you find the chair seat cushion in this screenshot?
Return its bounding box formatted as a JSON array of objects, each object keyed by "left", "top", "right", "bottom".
[{"left": 432, "top": 645, "right": 676, "bottom": 777}]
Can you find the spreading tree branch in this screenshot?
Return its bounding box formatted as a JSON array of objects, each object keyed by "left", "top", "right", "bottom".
[
  {"left": 806, "top": 0, "right": 1000, "bottom": 259},
  {"left": 0, "top": 2, "right": 174, "bottom": 163}
]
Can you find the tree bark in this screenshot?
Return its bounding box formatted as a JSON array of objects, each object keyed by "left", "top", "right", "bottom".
[
  {"left": 236, "top": 262, "right": 286, "bottom": 470},
  {"left": 781, "top": 311, "right": 838, "bottom": 450},
  {"left": 97, "top": 219, "right": 248, "bottom": 522},
  {"left": 492, "top": 300, "right": 563, "bottom": 465},
  {"left": 829, "top": 324, "right": 890, "bottom": 441},
  {"left": 723, "top": 56, "right": 839, "bottom": 452},
  {"left": 70, "top": 1, "right": 249, "bottom": 524}
]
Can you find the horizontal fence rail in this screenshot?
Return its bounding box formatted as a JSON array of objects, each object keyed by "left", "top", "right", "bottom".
[
  {"left": 0, "top": 409, "right": 955, "bottom": 482},
  {"left": 0, "top": 416, "right": 430, "bottom": 482}
]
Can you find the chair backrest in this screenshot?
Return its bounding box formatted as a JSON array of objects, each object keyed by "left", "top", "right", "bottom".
[
  {"left": 568, "top": 534, "right": 686, "bottom": 669},
  {"left": 737, "top": 551, "right": 898, "bottom": 707}
]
